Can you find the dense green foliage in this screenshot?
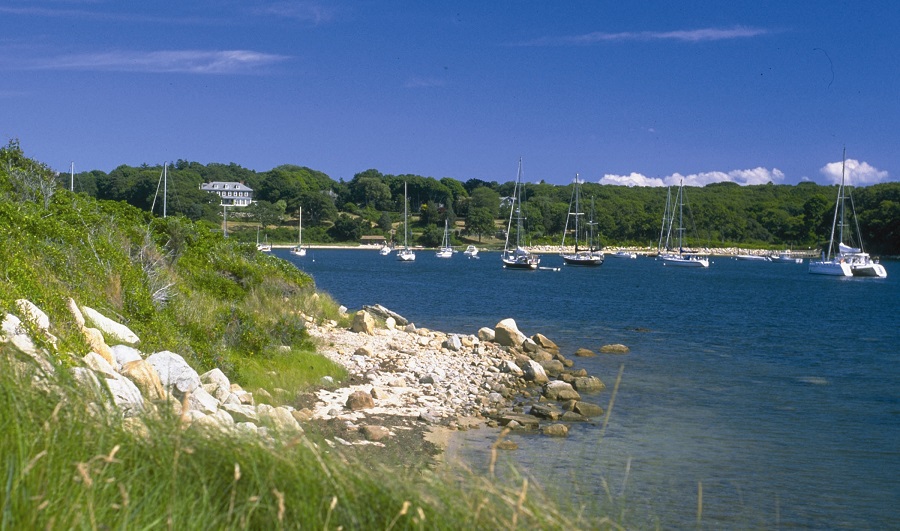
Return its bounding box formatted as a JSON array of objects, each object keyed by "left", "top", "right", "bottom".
[
  {"left": 1, "top": 139, "right": 344, "bottom": 382},
  {"left": 61, "top": 151, "right": 900, "bottom": 254}
]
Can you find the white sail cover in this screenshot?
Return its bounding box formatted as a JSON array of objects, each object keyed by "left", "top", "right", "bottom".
[{"left": 839, "top": 242, "right": 861, "bottom": 254}]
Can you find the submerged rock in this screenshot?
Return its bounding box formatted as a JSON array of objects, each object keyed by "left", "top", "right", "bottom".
[{"left": 599, "top": 344, "right": 630, "bottom": 354}]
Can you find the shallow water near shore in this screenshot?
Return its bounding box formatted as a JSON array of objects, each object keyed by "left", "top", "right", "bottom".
[{"left": 282, "top": 248, "right": 899, "bottom": 529}]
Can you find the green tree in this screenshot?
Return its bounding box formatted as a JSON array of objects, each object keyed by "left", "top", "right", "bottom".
[
  {"left": 466, "top": 207, "right": 496, "bottom": 242},
  {"left": 328, "top": 214, "right": 365, "bottom": 241},
  {"left": 248, "top": 200, "right": 285, "bottom": 228},
  {"left": 417, "top": 224, "right": 444, "bottom": 247}
]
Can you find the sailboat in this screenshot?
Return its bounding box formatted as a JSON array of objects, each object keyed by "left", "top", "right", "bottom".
[
  {"left": 290, "top": 207, "right": 307, "bottom": 256},
  {"left": 560, "top": 175, "right": 603, "bottom": 266},
  {"left": 256, "top": 227, "right": 271, "bottom": 252},
  {"left": 397, "top": 181, "right": 416, "bottom": 262},
  {"left": 809, "top": 149, "right": 886, "bottom": 278},
  {"left": 435, "top": 219, "right": 453, "bottom": 258},
  {"left": 501, "top": 158, "right": 540, "bottom": 270},
  {"left": 657, "top": 180, "right": 709, "bottom": 267}
]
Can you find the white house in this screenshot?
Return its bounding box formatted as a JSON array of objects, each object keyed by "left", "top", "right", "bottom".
[{"left": 201, "top": 181, "right": 253, "bottom": 207}]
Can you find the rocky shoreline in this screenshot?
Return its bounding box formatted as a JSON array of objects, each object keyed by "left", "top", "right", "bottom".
[
  {"left": 2, "top": 296, "right": 616, "bottom": 466},
  {"left": 304, "top": 304, "right": 616, "bottom": 457}
]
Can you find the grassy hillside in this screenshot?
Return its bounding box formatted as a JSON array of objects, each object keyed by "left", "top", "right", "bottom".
[{"left": 0, "top": 141, "right": 599, "bottom": 529}]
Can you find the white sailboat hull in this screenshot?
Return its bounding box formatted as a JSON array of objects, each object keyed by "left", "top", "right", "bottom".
[
  {"left": 660, "top": 254, "right": 709, "bottom": 267},
  {"left": 808, "top": 259, "right": 852, "bottom": 276},
  {"left": 435, "top": 248, "right": 453, "bottom": 258},
  {"left": 397, "top": 249, "right": 415, "bottom": 261}
]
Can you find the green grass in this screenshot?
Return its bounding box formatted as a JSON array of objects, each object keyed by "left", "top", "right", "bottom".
[{"left": 0, "top": 345, "right": 603, "bottom": 530}]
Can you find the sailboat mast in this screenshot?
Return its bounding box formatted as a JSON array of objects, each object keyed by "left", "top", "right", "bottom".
[
  {"left": 825, "top": 150, "right": 845, "bottom": 259},
  {"left": 838, "top": 149, "right": 846, "bottom": 249},
  {"left": 70, "top": 161, "right": 74, "bottom": 192},
  {"left": 163, "top": 162, "right": 168, "bottom": 218},
  {"left": 516, "top": 166, "right": 525, "bottom": 249},
  {"left": 403, "top": 181, "right": 408, "bottom": 248},
  {"left": 574, "top": 174, "right": 580, "bottom": 253}
]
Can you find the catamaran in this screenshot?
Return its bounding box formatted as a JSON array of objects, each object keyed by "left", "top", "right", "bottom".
[{"left": 809, "top": 149, "right": 886, "bottom": 278}]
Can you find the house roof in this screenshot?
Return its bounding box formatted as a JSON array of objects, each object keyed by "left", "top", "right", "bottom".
[{"left": 201, "top": 181, "right": 253, "bottom": 192}]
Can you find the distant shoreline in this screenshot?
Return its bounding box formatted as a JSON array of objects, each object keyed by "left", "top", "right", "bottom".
[{"left": 270, "top": 243, "right": 824, "bottom": 258}]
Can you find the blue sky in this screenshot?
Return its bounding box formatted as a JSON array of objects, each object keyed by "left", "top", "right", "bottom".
[{"left": 2, "top": 1, "right": 898, "bottom": 187}]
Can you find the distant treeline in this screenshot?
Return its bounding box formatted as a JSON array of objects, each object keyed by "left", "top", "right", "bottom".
[{"left": 63, "top": 160, "right": 900, "bottom": 254}]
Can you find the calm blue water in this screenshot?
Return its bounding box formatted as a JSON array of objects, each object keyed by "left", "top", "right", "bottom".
[{"left": 279, "top": 248, "right": 900, "bottom": 529}]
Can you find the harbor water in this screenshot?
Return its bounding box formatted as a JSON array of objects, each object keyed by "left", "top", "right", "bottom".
[{"left": 281, "top": 248, "right": 899, "bottom": 529}]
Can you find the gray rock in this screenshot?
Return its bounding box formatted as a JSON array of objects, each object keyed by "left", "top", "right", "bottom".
[
  {"left": 111, "top": 344, "right": 142, "bottom": 368},
  {"left": 499, "top": 360, "right": 524, "bottom": 377},
  {"left": 104, "top": 374, "right": 145, "bottom": 417},
  {"left": 494, "top": 318, "right": 527, "bottom": 347},
  {"left": 530, "top": 403, "right": 562, "bottom": 420},
  {"left": 599, "top": 343, "right": 630, "bottom": 354},
  {"left": 222, "top": 403, "right": 259, "bottom": 424},
  {"left": 496, "top": 413, "right": 540, "bottom": 429},
  {"left": 15, "top": 299, "right": 50, "bottom": 331},
  {"left": 521, "top": 360, "right": 549, "bottom": 384},
  {"left": 120, "top": 359, "right": 166, "bottom": 401},
  {"left": 477, "top": 327, "right": 496, "bottom": 342},
  {"left": 81, "top": 305, "right": 140, "bottom": 344},
  {"left": 350, "top": 310, "right": 375, "bottom": 335},
  {"left": 346, "top": 390, "right": 375, "bottom": 410},
  {"left": 186, "top": 387, "right": 219, "bottom": 415},
  {"left": 573, "top": 401, "right": 604, "bottom": 417},
  {"left": 442, "top": 334, "right": 463, "bottom": 352},
  {"left": 258, "top": 405, "right": 303, "bottom": 434},
  {"left": 572, "top": 376, "right": 605, "bottom": 393},
  {"left": 362, "top": 304, "right": 409, "bottom": 326},
  {"left": 532, "top": 333, "right": 560, "bottom": 353},
  {"left": 539, "top": 359, "right": 565, "bottom": 377},
  {"left": 574, "top": 348, "right": 597, "bottom": 357},
  {"left": 542, "top": 423, "right": 569, "bottom": 437},
  {"left": 146, "top": 351, "right": 200, "bottom": 396},
  {"left": 200, "top": 368, "right": 230, "bottom": 391},
  {"left": 543, "top": 381, "right": 581, "bottom": 401},
  {"left": 360, "top": 425, "right": 391, "bottom": 441}
]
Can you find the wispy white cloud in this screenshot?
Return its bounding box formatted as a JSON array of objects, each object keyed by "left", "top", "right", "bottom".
[
  {"left": 252, "top": 2, "right": 334, "bottom": 25},
  {"left": 516, "top": 26, "right": 769, "bottom": 46},
  {"left": 28, "top": 50, "right": 291, "bottom": 74},
  {"left": 0, "top": 5, "right": 204, "bottom": 24},
  {"left": 600, "top": 167, "right": 785, "bottom": 187},
  {"left": 820, "top": 159, "right": 888, "bottom": 186}
]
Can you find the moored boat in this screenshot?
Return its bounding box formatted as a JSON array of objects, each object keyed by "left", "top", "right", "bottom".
[
  {"left": 657, "top": 181, "right": 709, "bottom": 268},
  {"left": 809, "top": 149, "right": 885, "bottom": 278},
  {"left": 501, "top": 159, "right": 539, "bottom": 270},
  {"left": 560, "top": 175, "right": 603, "bottom": 267},
  {"left": 397, "top": 181, "right": 416, "bottom": 262}
]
